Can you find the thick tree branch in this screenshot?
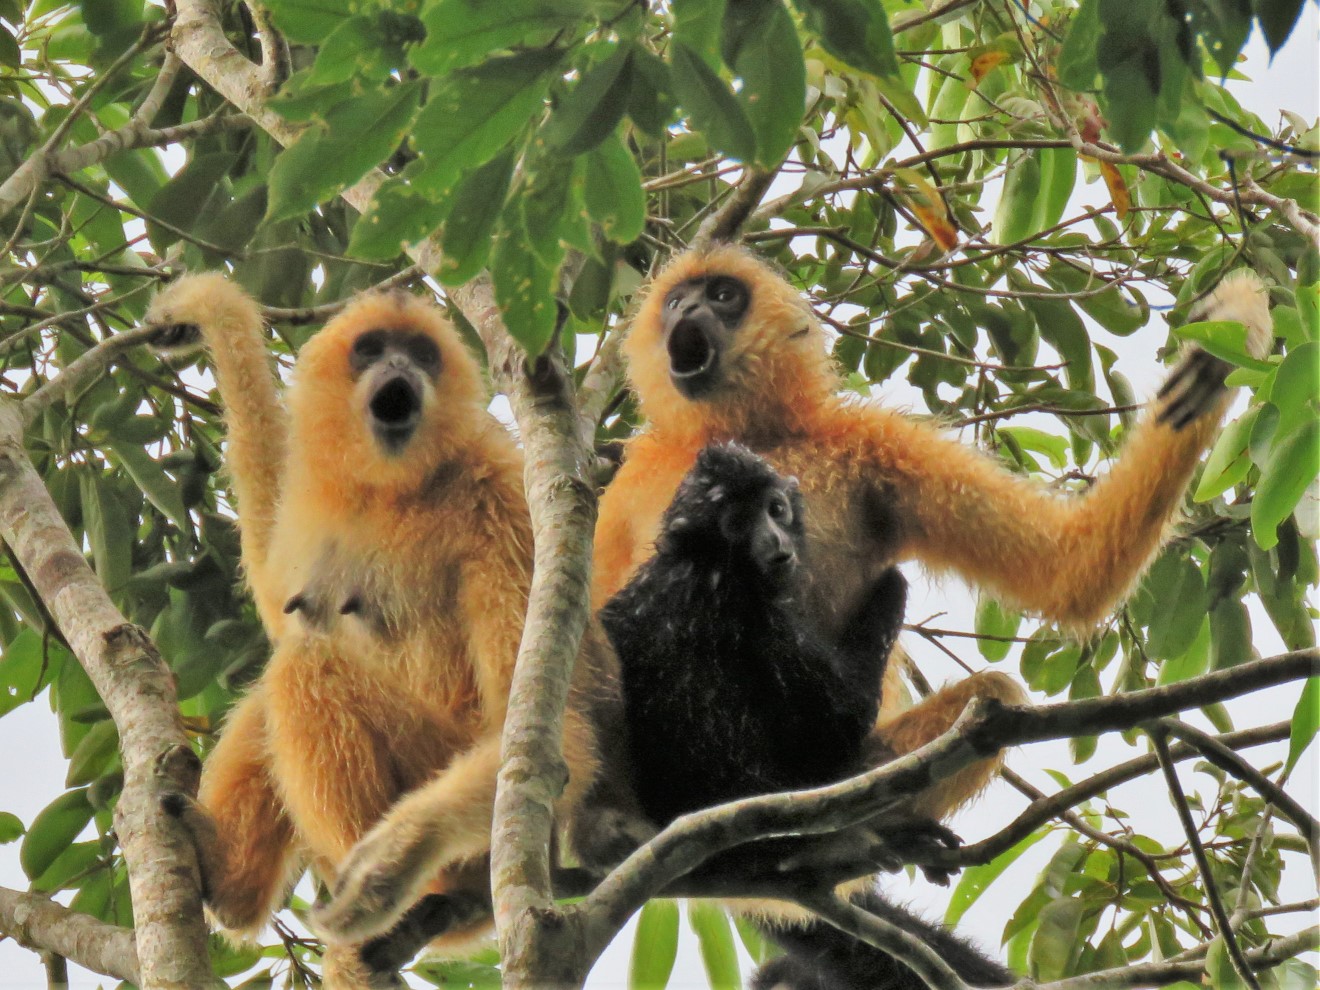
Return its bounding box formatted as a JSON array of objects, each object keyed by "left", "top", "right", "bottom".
[
  {"left": 0, "top": 402, "right": 218, "bottom": 989},
  {"left": 692, "top": 167, "right": 778, "bottom": 248},
  {"left": 23, "top": 324, "right": 161, "bottom": 425},
  {"left": 0, "top": 886, "right": 140, "bottom": 986}
]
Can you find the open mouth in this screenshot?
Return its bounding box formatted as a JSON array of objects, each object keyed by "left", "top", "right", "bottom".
[
  {"left": 369, "top": 376, "right": 421, "bottom": 450},
  {"left": 668, "top": 320, "right": 716, "bottom": 380}
]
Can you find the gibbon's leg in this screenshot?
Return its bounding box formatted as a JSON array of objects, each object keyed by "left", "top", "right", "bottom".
[
  {"left": 315, "top": 704, "right": 604, "bottom": 944},
  {"left": 309, "top": 734, "right": 503, "bottom": 943},
  {"left": 163, "top": 684, "right": 298, "bottom": 934},
  {"left": 866, "top": 671, "right": 1026, "bottom": 822},
  {"left": 145, "top": 274, "right": 289, "bottom": 629}
]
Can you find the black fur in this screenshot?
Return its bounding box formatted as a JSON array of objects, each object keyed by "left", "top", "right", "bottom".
[{"left": 600, "top": 442, "right": 1012, "bottom": 990}]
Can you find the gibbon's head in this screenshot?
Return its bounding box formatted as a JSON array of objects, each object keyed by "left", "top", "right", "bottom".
[
  {"left": 289, "top": 291, "right": 488, "bottom": 487},
  {"left": 624, "top": 245, "right": 837, "bottom": 438},
  {"left": 660, "top": 442, "right": 805, "bottom": 590}
]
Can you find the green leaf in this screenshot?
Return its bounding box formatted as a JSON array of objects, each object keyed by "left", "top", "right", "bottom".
[
  {"left": 1254, "top": 0, "right": 1306, "bottom": 53},
  {"left": 1287, "top": 677, "right": 1318, "bottom": 773},
  {"left": 0, "top": 629, "right": 53, "bottom": 718},
  {"left": 946, "top": 829, "right": 1048, "bottom": 927},
  {"left": 1269, "top": 341, "right": 1320, "bottom": 441},
  {"left": 0, "top": 25, "right": 20, "bottom": 68},
  {"left": 673, "top": 0, "right": 727, "bottom": 67},
  {"left": 0, "top": 812, "right": 23, "bottom": 844},
  {"left": 79, "top": 473, "right": 132, "bottom": 596},
  {"left": 1144, "top": 553, "right": 1206, "bottom": 660},
  {"left": 1252, "top": 417, "right": 1320, "bottom": 550},
  {"left": 629, "top": 899, "right": 679, "bottom": 989},
  {"left": 20, "top": 788, "right": 94, "bottom": 880},
  {"left": 304, "top": 15, "right": 394, "bottom": 86},
  {"left": 491, "top": 218, "right": 559, "bottom": 353},
  {"left": 628, "top": 48, "right": 678, "bottom": 137},
  {"left": 146, "top": 152, "right": 236, "bottom": 251},
  {"left": 543, "top": 43, "right": 633, "bottom": 157},
  {"left": 1157, "top": 616, "right": 1210, "bottom": 685},
  {"left": 1173, "top": 320, "right": 1273, "bottom": 371},
  {"left": 266, "top": 81, "right": 423, "bottom": 223},
  {"left": 583, "top": 134, "right": 646, "bottom": 245},
  {"left": 106, "top": 441, "right": 189, "bottom": 529},
  {"left": 1029, "top": 897, "right": 1086, "bottom": 981},
  {"left": 974, "top": 595, "right": 1021, "bottom": 662},
  {"left": 687, "top": 901, "right": 740, "bottom": 990},
  {"left": 1209, "top": 598, "right": 1251, "bottom": 671},
  {"left": 411, "top": 48, "right": 562, "bottom": 197},
  {"left": 722, "top": 0, "right": 805, "bottom": 165},
  {"left": 1058, "top": 0, "right": 1100, "bottom": 88},
  {"left": 436, "top": 148, "right": 517, "bottom": 287},
  {"left": 791, "top": 0, "right": 900, "bottom": 78},
  {"left": 1194, "top": 406, "right": 1259, "bottom": 502},
  {"left": 65, "top": 718, "right": 119, "bottom": 788},
  {"left": 670, "top": 42, "right": 757, "bottom": 163},
  {"left": 347, "top": 176, "right": 454, "bottom": 261},
  {"left": 412, "top": 0, "right": 583, "bottom": 75},
  {"left": 263, "top": 0, "right": 351, "bottom": 44}
]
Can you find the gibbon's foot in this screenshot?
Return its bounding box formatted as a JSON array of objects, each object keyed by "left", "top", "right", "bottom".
[
  {"left": 160, "top": 791, "right": 220, "bottom": 901},
  {"left": 771, "top": 818, "right": 963, "bottom": 887},
  {"left": 1157, "top": 349, "right": 1232, "bottom": 431},
  {"left": 311, "top": 820, "right": 438, "bottom": 943},
  {"left": 148, "top": 320, "right": 203, "bottom": 352},
  {"left": 358, "top": 892, "right": 493, "bottom": 976}
]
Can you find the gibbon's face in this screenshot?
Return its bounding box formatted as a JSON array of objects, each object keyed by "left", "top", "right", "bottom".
[
  {"left": 624, "top": 245, "right": 834, "bottom": 432},
  {"left": 721, "top": 479, "right": 801, "bottom": 588},
  {"left": 661, "top": 274, "right": 750, "bottom": 399},
  {"left": 348, "top": 328, "right": 443, "bottom": 455}
]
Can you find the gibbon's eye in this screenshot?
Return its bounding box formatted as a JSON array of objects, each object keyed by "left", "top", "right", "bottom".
[
  {"left": 352, "top": 331, "right": 386, "bottom": 361},
  {"left": 405, "top": 334, "right": 442, "bottom": 375},
  {"left": 766, "top": 490, "right": 791, "bottom": 524},
  {"left": 666, "top": 296, "right": 680, "bottom": 311},
  {"left": 707, "top": 277, "right": 745, "bottom": 308}
]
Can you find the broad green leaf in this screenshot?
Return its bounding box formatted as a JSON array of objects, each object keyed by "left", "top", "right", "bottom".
[
  {"left": 491, "top": 220, "right": 559, "bottom": 353},
  {"left": 672, "top": 0, "right": 727, "bottom": 67},
  {"left": 1027, "top": 295, "right": 1093, "bottom": 393},
  {"left": 412, "top": 0, "right": 583, "bottom": 75},
  {"left": 437, "top": 148, "right": 517, "bottom": 287},
  {"left": 0, "top": 26, "right": 20, "bottom": 68},
  {"left": 1209, "top": 598, "right": 1251, "bottom": 670},
  {"left": 583, "top": 134, "right": 646, "bottom": 245},
  {"left": 347, "top": 178, "right": 454, "bottom": 260},
  {"left": 146, "top": 152, "right": 236, "bottom": 251},
  {"left": 20, "top": 788, "right": 94, "bottom": 880},
  {"left": 974, "top": 595, "right": 1021, "bottom": 662},
  {"left": 628, "top": 47, "right": 678, "bottom": 137},
  {"left": 1269, "top": 341, "right": 1320, "bottom": 440},
  {"left": 791, "top": 0, "right": 899, "bottom": 78},
  {"left": 722, "top": 0, "right": 805, "bottom": 165},
  {"left": 304, "top": 15, "right": 399, "bottom": 86},
  {"left": 629, "top": 899, "right": 679, "bottom": 989},
  {"left": 411, "top": 49, "right": 562, "bottom": 197},
  {"left": 32, "top": 839, "right": 101, "bottom": 894},
  {"left": 993, "top": 149, "right": 1042, "bottom": 245},
  {"left": 1252, "top": 417, "right": 1320, "bottom": 550},
  {"left": 0, "top": 812, "right": 23, "bottom": 844},
  {"left": 263, "top": 0, "right": 351, "bottom": 43},
  {"left": 732, "top": 915, "right": 777, "bottom": 965},
  {"left": 687, "top": 901, "right": 740, "bottom": 990},
  {"left": 1173, "top": 319, "right": 1274, "bottom": 371},
  {"left": 543, "top": 44, "right": 633, "bottom": 157},
  {"left": 1028, "top": 897, "right": 1086, "bottom": 980},
  {"left": 946, "top": 829, "right": 1048, "bottom": 927},
  {"left": 1058, "top": 0, "right": 1099, "bottom": 88},
  {"left": 65, "top": 718, "right": 118, "bottom": 788},
  {"left": 266, "top": 81, "right": 423, "bottom": 223},
  {"left": 1287, "top": 677, "right": 1318, "bottom": 773},
  {"left": 1194, "top": 406, "right": 1260, "bottom": 502},
  {"left": 1145, "top": 554, "right": 1207, "bottom": 660},
  {"left": 1255, "top": 0, "right": 1307, "bottom": 53},
  {"left": 106, "top": 441, "right": 189, "bottom": 529},
  {"left": 670, "top": 42, "right": 757, "bottom": 163},
  {"left": 0, "top": 629, "right": 52, "bottom": 718},
  {"left": 79, "top": 473, "right": 132, "bottom": 596},
  {"left": 1156, "top": 616, "right": 1210, "bottom": 685}
]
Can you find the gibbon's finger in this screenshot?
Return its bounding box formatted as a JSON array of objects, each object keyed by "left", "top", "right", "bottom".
[
  {"left": 1158, "top": 349, "right": 1232, "bottom": 430},
  {"left": 358, "top": 891, "right": 493, "bottom": 977},
  {"left": 309, "top": 821, "right": 440, "bottom": 943},
  {"left": 160, "top": 791, "right": 221, "bottom": 899}
]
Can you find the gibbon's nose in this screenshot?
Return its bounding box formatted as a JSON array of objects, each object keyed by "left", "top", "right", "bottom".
[{"left": 370, "top": 375, "right": 421, "bottom": 427}]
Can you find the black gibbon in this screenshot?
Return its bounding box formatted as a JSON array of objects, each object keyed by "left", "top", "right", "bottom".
[
  {"left": 600, "top": 443, "right": 1012, "bottom": 990},
  {"left": 147, "top": 276, "right": 635, "bottom": 986}
]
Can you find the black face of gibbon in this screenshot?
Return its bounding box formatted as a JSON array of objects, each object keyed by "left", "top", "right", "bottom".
[
  {"left": 661, "top": 275, "right": 749, "bottom": 398},
  {"left": 600, "top": 442, "right": 906, "bottom": 830},
  {"left": 349, "top": 329, "right": 442, "bottom": 453}
]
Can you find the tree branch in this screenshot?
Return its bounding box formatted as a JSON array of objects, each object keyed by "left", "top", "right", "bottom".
[
  {"left": 0, "top": 402, "right": 218, "bottom": 989},
  {"left": 692, "top": 167, "right": 778, "bottom": 248},
  {"left": 22, "top": 324, "right": 162, "bottom": 426},
  {"left": 0, "top": 886, "right": 140, "bottom": 986}
]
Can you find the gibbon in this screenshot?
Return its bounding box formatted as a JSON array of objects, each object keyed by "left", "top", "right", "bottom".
[
  {"left": 594, "top": 245, "right": 1271, "bottom": 822},
  {"left": 146, "top": 276, "right": 634, "bottom": 986},
  {"left": 601, "top": 443, "right": 1013, "bottom": 989}
]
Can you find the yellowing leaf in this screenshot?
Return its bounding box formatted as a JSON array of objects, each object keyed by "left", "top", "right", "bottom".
[
  {"left": 1096, "top": 159, "right": 1130, "bottom": 219},
  {"left": 894, "top": 167, "right": 959, "bottom": 251},
  {"left": 969, "top": 49, "right": 1010, "bottom": 86}
]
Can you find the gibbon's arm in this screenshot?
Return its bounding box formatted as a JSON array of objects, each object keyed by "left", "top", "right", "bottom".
[
  {"left": 457, "top": 554, "right": 527, "bottom": 728},
  {"left": 146, "top": 275, "right": 288, "bottom": 621},
  {"left": 875, "top": 275, "right": 1270, "bottom": 629}
]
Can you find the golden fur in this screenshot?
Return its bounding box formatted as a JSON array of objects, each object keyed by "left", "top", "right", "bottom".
[
  {"left": 147, "top": 277, "right": 615, "bottom": 981},
  {"left": 596, "top": 244, "right": 1270, "bottom": 821}
]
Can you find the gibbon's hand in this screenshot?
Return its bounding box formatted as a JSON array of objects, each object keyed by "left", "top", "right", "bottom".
[
  {"left": 309, "top": 818, "right": 437, "bottom": 943},
  {"left": 1157, "top": 348, "right": 1235, "bottom": 430},
  {"left": 771, "top": 817, "right": 964, "bottom": 888}
]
